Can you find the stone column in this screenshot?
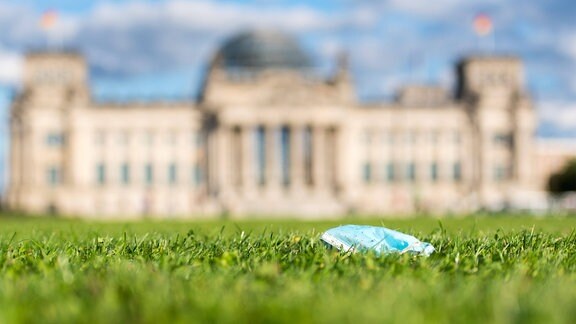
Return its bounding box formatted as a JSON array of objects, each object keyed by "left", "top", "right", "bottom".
[
  {"left": 64, "top": 111, "right": 75, "bottom": 187},
  {"left": 266, "top": 125, "right": 279, "bottom": 190},
  {"left": 513, "top": 106, "right": 535, "bottom": 187},
  {"left": 10, "top": 124, "right": 21, "bottom": 186},
  {"left": 25, "top": 126, "right": 36, "bottom": 187},
  {"left": 231, "top": 126, "right": 242, "bottom": 188},
  {"left": 217, "top": 125, "right": 232, "bottom": 199},
  {"left": 326, "top": 127, "right": 337, "bottom": 190},
  {"left": 8, "top": 122, "right": 22, "bottom": 207},
  {"left": 436, "top": 132, "right": 448, "bottom": 183},
  {"left": 206, "top": 127, "right": 218, "bottom": 196},
  {"left": 303, "top": 126, "right": 313, "bottom": 187},
  {"left": 313, "top": 126, "right": 327, "bottom": 191},
  {"left": 290, "top": 125, "right": 304, "bottom": 190},
  {"left": 241, "top": 125, "right": 255, "bottom": 194}
]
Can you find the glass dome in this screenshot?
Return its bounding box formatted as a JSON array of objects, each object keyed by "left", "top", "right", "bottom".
[{"left": 218, "top": 30, "right": 311, "bottom": 71}]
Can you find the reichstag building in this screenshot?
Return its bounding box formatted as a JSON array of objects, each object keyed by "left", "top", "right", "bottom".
[{"left": 6, "top": 30, "right": 537, "bottom": 218}]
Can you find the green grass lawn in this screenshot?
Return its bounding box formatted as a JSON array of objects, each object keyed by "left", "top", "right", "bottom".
[{"left": 2, "top": 213, "right": 576, "bottom": 323}]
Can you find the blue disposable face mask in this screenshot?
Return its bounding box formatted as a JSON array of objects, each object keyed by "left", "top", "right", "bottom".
[{"left": 321, "top": 225, "right": 435, "bottom": 257}]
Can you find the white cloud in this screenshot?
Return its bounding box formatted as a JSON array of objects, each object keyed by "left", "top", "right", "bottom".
[
  {"left": 557, "top": 33, "right": 576, "bottom": 95},
  {"left": 69, "top": 0, "right": 350, "bottom": 74},
  {"left": 386, "top": 0, "right": 501, "bottom": 18},
  {"left": 561, "top": 33, "right": 576, "bottom": 59},
  {"left": 87, "top": 0, "right": 336, "bottom": 33},
  {"left": 0, "top": 1, "right": 352, "bottom": 75},
  {"left": 0, "top": 0, "right": 575, "bottom": 111},
  {"left": 0, "top": 49, "right": 22, "bottom": 86},
  {"left": 387, "top": 0, "right": 462, "bottom": 17},
  {"left": 317, "top": 37, "right": 344, "bottom": 59},
  {"left": 539, "top": 101, "right": 576, "bottom": 131}
]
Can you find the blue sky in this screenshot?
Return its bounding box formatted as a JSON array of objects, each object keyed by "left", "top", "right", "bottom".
[{"left": 1, "top": 0, "right": 576, "bottom": 191}]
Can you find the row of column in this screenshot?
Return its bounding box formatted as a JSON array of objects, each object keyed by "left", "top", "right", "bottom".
[{"left": 213, "top": 124, "right": 338, "bottom": 194}]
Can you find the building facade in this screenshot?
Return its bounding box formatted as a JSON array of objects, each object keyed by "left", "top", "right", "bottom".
[{"left": 6, "top": 30, "right": 540, "bottom": 218}]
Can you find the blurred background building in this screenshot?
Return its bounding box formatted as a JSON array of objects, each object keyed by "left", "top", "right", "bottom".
[{"left": 5, "top": 29, "right": 557, "bottom": 218}]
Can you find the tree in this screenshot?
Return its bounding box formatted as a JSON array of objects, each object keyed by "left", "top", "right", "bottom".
[{"left": 547, "top": 159, "right": 576, "bottom": 195}]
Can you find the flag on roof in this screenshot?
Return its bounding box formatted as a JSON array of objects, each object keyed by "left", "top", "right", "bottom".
[
  {"left": 473, "top": 13, "right": 493, "bottom": 36},
  {"left": 40, "top": 10, "right": 58, "bottom": 30}
]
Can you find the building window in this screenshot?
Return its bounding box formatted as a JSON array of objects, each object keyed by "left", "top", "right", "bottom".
[
  {"left": 454, "top": 162, "right": 462, "bottom": 181},
  {"left": 493, "top": 133, "right": 513, "bottom": 148},
  {"left": 193, "top": 163, "right": 203, "bottom": 187},
  {"left": 47, "top": 166, "right": 60, "bottom": 186},
  {"left": 431, "top": 162, "right": 438, "bottom": 182},
  {"left": 145, "top": 163, "right": 154, "bottom": 186},
  {"left": 494, "top": 164, "right": 508, "bottom": 182},
  {"left": 195, "top": 131, "right": 204, "bottom": 148},
  {"left": 121, "top": 163, "right": 130, "bottom": 185},
  {"left": 386, "top": 162, "right": 395, "bottom": 182},
  {"left": 363, "top": 162, "right": 372, "bottom": 184},
  {"left": 97, "top": 163, "right": 106, "bottom": 185},
  {"left": 46, "top": 132, "right": 65, "bottom": 146},
  {"left": 407, "top": 163, "right": 416, "bottom": 182},
  {"left": 168, "top": 163, "right": 177, "bottom": 185}
]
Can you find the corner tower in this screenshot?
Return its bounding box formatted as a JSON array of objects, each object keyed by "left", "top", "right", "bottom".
[
  {"left": 7, "top": 52, "right": 90, "bottom": 212},
  {"left": 457, "top": 56, "right": 536, "bottom": 208},
  {"left": 21, "top": 52, "right": 89, "bottom": 107}
]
